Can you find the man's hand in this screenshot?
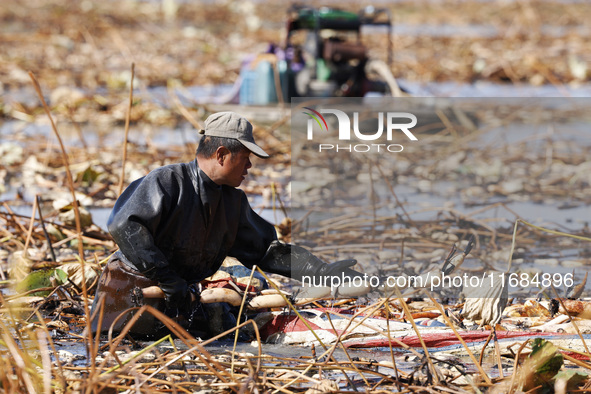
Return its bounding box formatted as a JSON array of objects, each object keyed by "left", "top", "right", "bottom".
[
  {"left": 316, "top": 259, "right": 358, "bottom": 278},
  {"left": 156, "top": 268, "right": 190, "bottom": 309},
  {"left": 260, "top": 241, "right": 366, "bottom": 283}
]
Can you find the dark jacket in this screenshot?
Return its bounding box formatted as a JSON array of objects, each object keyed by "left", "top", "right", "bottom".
[{"left": 107, "top": 159, "right": 277, "bottom": 282}]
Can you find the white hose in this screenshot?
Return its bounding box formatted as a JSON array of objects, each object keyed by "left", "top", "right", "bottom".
[{"left": 365, "top": 59, "right": 406, "bottom": 97}]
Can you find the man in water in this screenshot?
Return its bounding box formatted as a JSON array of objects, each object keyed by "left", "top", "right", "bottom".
[{"left": 91, "top": 111, "right": 361, "bottom": 338}]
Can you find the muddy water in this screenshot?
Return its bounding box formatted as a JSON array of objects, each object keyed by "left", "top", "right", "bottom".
[
  {"left": 389, "top": 124, "right": 590, "bottom": 231},
  {"left": 53, "top": 333, "right": 504, "bottom": 385},
  {"left": 399, "top": 78, "right": 591, "bottom": 98}
]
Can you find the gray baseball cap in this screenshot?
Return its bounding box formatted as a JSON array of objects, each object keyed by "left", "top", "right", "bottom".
[{"left": 199, "top": 112, "right": 270, "bottom": 158}]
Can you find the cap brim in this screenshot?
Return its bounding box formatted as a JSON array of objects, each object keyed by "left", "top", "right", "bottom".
[{"left": 239, "top": 140, "right": 270, "bottom": 158}]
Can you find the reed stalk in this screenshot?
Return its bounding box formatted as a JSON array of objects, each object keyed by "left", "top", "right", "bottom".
[
  {"left": 117, "top": 62, "right": 134, "bottom": 197},
  {"left": 28, "top": 72, "right": 85, "bottom": 260},
  {"left": 423, "top": 291, "right": 493, "bottom": 385}
]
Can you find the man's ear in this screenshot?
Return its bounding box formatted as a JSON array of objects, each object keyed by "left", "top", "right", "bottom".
[{"left": 215, "top": 146, "right": 230, "bottom": 165}]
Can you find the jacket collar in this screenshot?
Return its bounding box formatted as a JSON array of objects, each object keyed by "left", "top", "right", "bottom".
[{"left": 190, "top": 160, "right": 222, "bottom": 222}]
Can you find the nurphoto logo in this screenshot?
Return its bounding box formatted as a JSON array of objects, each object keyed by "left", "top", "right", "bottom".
[
  {"left": 303, "top": 106, "right": 328, "bottom": 134},
  {"left": 303, "top": 107, "right": 419, "bottom": 153}
]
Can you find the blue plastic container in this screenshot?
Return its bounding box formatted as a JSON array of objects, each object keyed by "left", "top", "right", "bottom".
[
  {"left": 254, "top": 61, "right": 278, "bottom": 105},
  {"left": 239, "top": 66, "right": 258, "bottom": 105}
]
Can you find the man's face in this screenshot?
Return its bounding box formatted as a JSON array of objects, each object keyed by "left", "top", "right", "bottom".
[{"left": 221, "top": 148, "right": 252, "bottom": 187}]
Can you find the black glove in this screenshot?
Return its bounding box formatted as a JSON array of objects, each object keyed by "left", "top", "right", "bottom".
[
  {"left": 145, "top": 266, "right": 190, "bottom": 309},
  {"left": 316, "top": 259, "right": 359, "bottom": 278},
  {"left": 259, "top": 241, "right": 363, "bottom": 282}
]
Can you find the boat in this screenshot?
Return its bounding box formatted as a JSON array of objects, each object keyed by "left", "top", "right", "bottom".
[{"left": 237, "top": 5, "right": 400, "bottom": 107}]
